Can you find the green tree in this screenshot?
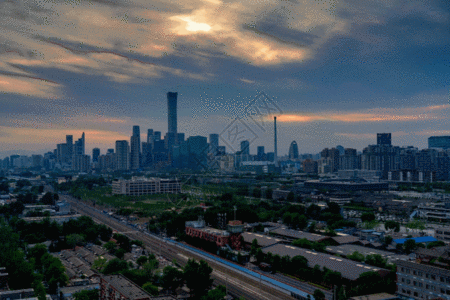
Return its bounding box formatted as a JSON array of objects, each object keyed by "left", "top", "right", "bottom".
[
  {"left": 66, "top": 234, "right": 85, "bottom": 248},
  {"left": 92, "top": 258, "right": 107, "bottom": 271},
  {"left": 313, "top": 289, "right": 325, "bottom": 300},
  {"left": 365, "top": 254, "right": 387, "bottom": 268},
  {"left": 385, "top": 221, "right": 400, "bottom": 232},
  {"left": 255, "top": 248, "right": 264, "bottom": 264},
  {"left": 115, "top": 248, "right": 126, "bottom": 259},
  {"left": 142, "top": 282, "right": 159, "bottom": 296},
  {"left": 102, "top": 258, "right": 129, "bottom": 274},
  {"left": 348, "top": 251, "right": 365, "bottom": 262},
  {"left": 201, "top": 285, "right": 226, "bottom": 300},
  {"left": 32, "top": 280, "right": 46, "bottom": 300},
  {"left": 73, "top": 289, "right": 99, "bottom": 300},
  {"left": 143, "top": 259, "right": 159, "bottom": 279},
  {"left": 104, "top": 241, "right": 117, "bottom": 253},
  {"left": 161, "top": 266, "right": 184, "bottom": 293},
  {"left": 403, "top": 239, "right": 417, "bottom": 254},
  {"left": 184, "top": 259, "right": 214, "bottom": 298},
  {"left": 384, "top": 236, "right": 393, "bottom": 245},
  {"left": 361, "top": 212, "right": 375, "bottom": 222},
  {"left": 426, "top": 241, "right": 446, "bottom": 249},
  {"left": 137, "top": 256, "right": 148, "bottom": 266},
  {"left": 250, "top": 239, "right": 259, "bottom": 257}
]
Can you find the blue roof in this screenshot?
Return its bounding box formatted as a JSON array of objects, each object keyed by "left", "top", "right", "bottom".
[{"left": 394, "top": 236, "right": 437, "bottom": 244}]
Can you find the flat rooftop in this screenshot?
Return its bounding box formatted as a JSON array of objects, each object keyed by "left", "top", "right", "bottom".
[
  {"left": 325, "top": 244, "right": 409, "bottom": 264},
  {"left": 262, "top": 244, "right": 389, "bottom": 281},
  {"left": 102, "top": 275, "right": 150, "bottom": 300},
  {"left": 270, "top": 227, "right": 330, "bottom": 242},
  {"left": 241, "top": 232, "right": 287, "bottom": 248}
]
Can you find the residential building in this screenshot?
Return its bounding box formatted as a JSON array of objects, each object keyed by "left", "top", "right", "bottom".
[
  {"left": 429, "top": 136, "right": 450, "bottom": 149},
  {"left": 435, "top": 227, "right": 450, "bottom": 243},
  {"left": 209, "top": 134, "right": 219, "bottom": 155},
  {"left": 396, "top": 260, "right": 450, "bottom": 300},
  {"left": 112, "top": 177, "right": 181, "bottom": 196},
  {"left": 115, "top": 140, "right": 129, "bottom": 171},
  {"left": 418, "top": 202, "right": 450, "bottom": 222},
  {"left": 377, "top": 133, "right": 392, "bottom": 146},
  {"left": 100, "top": 275, "right": 152, "bottom": 300}
]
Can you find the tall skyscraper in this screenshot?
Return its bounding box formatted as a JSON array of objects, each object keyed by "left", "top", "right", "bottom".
[
  {"left": 257, "top": 146, "right": 265, "bottom": 161},
  {"left": 147, "top": 129, "right": 154, "bottom": 144},
  {"left": 289, "top": 141, "right": 299, "bottom": 160},
  {"left": 115, "top": 140, "right": 129, "bottom": 170},
  {"left": 274, "top": 116, "right": 278, "bottom": 166},
  {"left": 130, "top": 126, "right": 141, "bottom": 170},
  {"left": 377, "top": 133, "right": 392, "bottom": 146},
  {"left": 240, "top": 140, "right": 250, "bottom": 155},
  {"left": 167, "top": 92, "right": 178, "bottom": 134},
  {"left": 154, "top": 131, "right": 161, "bottom": 142},
  {"left": 92, "top": 148, "right": 100, "bottom": 163},
  {"left": 66, "top": 135, "right": 73, "bottom": 164},
  {"left": 209, "top": 134, "right": 219, "bottom": 155}
]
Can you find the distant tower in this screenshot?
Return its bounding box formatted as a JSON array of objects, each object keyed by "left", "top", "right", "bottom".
[
  {"left": 377, "top": 133, "right": 392, "bottom": 146},
  {"left": 167, "top": 92, "right": 178, "bottom": 134},
  {"left": 289, "top": 141, "right": 299, "bottom": 160},
  {"left": 115, "top": 140, "right": 129, "bottom": 170},
  {"left": 240, "top": 140, "right": 250, "bottom": 156},
  {"left": 257, "top": 146, "right": 265, "bottom": 161},
  {"left": 92, "top": 148, "right": 100, "bottom": 163},
  {"left": 130, "top": 126, "right": 141, "bottom": 170},
  {"left": 209, "top": 134, "right": 219, "bottom": 155},
  {"left": 274, "top": 117, "right": 278, "bottom": 166}
]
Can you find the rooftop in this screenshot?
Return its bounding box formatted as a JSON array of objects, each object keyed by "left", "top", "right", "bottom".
[
  {"left": 262, "top": 244, "right": 389, "bottom": 281},
  {"left": 270, "top": 227, "right": 331, "bottom": 242},
  {"left": 393, "top": 236, "right": 437, "bottom": 245},
  {"left": 349, "top": 293, "right": 398, "bottom": 300},
  {"left": 241, "top": 232, "right": 287, "bottom": 248},
  {"left": 102, "top": 275, "right": 151, "bottom": 300},
  {"left": 325, "top": 244, "right": 409, "bottom": 264}
]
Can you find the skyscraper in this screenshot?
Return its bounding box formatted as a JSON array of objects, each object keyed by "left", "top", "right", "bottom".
[
  {"left": 92, "top": 148, "right": 100, "bottom": 163},
  {"left": 115, "top": 140, "right": 129, "bottom": 170},
  {"left": 209, "top": 134, "right": 219, "bottom": 155},
  {"left": 274, "top": 116, "right": 278, "bottom": 166},
  {"left": 147, "top": 129, "right": 154, "bottom": 144},
  {"left": 66, "top": 135, "right": 73, "bottom": 164},
  {"left": 167, "top": 92, "right": 178, "bottom": 134},
  {"left": 377, "top": 133, "right": 392, "bottom": 146},
  {"left": 130, "top": 126, "right": 141, "bottom": 170},
  {"left": 289, "top": 141, "right": 299, "bottom": 160},
  {"left": 154, "top": 131, "right": 161, "bottom": 142},
  {"left": 240, "top": 140, "right": 250, "bottom": 155},
  {"left": 257, "top": 146, "right": 265, "bottom": 161}
]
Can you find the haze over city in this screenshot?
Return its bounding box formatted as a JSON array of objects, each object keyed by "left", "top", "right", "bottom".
[{"left": 1, "top": 0, "right": 449, "bottom": 157}]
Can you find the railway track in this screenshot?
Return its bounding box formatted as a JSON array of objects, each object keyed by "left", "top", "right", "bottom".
[{"left": 66, "top": 197, "right": 296, "bottom": 300}]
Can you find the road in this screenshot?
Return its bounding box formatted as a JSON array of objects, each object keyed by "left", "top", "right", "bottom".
[{"left": 63, "top": 195, "right": 301, "bottom": 300}]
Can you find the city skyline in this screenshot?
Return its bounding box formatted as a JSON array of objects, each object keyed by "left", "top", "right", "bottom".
[{"left": 1, "top": 1, "right": 450, "bottom": 157}]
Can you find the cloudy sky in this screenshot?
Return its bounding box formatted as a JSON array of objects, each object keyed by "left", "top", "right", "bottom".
[{"left": 1, "top": 0, "right": 449, "bottom": 157}]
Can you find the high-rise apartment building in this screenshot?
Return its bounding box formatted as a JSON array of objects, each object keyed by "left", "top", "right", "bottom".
[
  {"left": 115, "top": 140, "right": 129, "bottom": 171},
  {"left": 429, "top": 136, "right": 450, "bottom": 149},
  {"left": 167, "top": 92, "right": 178, "bottom": 134},
  {"left": 377, "top": 133, "right": 392, "bottom": 146},
  {"left": 92, "top": 148, "right": 100, "bottom": 163}
]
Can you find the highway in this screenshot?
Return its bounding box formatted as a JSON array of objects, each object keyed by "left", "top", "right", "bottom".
[{"left": 63, "top": 195, "right": 304, "bottom": 300}]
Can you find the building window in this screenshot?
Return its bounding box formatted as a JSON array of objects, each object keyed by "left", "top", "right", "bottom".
[
  {"left": 413, "top": 270, "right": 417, "bottom": 275},
  {"left": 413, "top": 281, "right": 417, "bottom": 286},
  {"left": 413, "top": 292, "right": 418, "bottom": 297},
  {"left": 402, "top": 278, "right": 405, "bottom": 283},
  {"left": 407, "top": 279, "right": 411, "bottom": 284},
  {"left": 419, "top": 282, "right": 423, "bottom": 287},
  {"left": 418, "top": 271, "right": 423, "bottom": 276},
  {"left": 426, "top": 284, "right": 429, "bottom": 289},
  {"left": 431, "top": 275, "right": 436, "bottom": 280}
]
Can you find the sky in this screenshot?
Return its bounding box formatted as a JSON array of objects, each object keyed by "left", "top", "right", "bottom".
[{"left": 1, "top": 0, "right": 449, "bottom": 158}]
